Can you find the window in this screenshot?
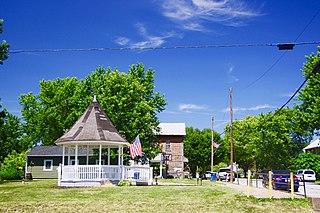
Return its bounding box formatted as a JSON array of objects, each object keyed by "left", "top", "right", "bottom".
[
  {"left": 43, "top": 160, "right": 53, "bottom": 171},
  {"left": 166, "top": 139, "right": 171, "bottom": 151},
  {"left": 95, "top": 159, "right": 105, "bottom": 165}
]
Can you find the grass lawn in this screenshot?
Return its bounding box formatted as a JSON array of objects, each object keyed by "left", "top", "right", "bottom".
[{"left": 0, "top": 179, "right": 314, "bottom": 213}]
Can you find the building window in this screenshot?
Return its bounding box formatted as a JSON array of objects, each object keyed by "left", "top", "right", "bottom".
[
  {"left": 95, "top": 159, "right": 105, "bottom": 165},
  {"left": 166, "top": 139, "right": 171, "bottom": 151},
  {"left": 43, "top": 160, "right": 53, "bottom": 171}
]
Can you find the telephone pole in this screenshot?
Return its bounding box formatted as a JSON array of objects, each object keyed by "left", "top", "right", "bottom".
[
  {"left": 211, "top": 114, "right": 214, "bottom": 172},
  {"left": 229, "top": 88, "right": 234, "bottom": 183}
]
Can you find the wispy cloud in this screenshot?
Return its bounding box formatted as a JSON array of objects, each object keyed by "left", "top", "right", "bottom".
[
  {"left": 227, "top": 65, "right": 239, "bottom": 83},
  {"left": 161, "top": 0, "right": 262, "bottom": 31},
  {"left": 222, "top": 104, "right": 276, "bottom": 113},
  {"left": 114, "top": 23, "right": 181, "bottom": 49},
  {"left": 179, "top": 103, "right": 208, "bottom": 113},
  {"left": 279, "top": 92, "right": 296, "bottom": 98}
]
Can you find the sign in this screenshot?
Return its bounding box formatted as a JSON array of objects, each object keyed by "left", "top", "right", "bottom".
[{"left": 161, "top": 153, "right": 172, "bottom": 161}]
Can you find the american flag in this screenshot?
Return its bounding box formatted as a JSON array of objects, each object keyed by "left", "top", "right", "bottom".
[
  {"left": 213, "top": 142, "right": 221, "bottom": 149},
  {"left": 130, "top": 135, "right": 142, "bottom": 159}
]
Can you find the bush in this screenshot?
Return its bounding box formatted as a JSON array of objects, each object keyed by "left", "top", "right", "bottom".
[
  {"left": 0, "top": 168, "right": 24, "bottom": 180},
  {"left": 118, "top": 179, "right": 131, "bottom": 186}
]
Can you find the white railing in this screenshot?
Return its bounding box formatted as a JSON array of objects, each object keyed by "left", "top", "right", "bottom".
[
  {"left": 58, "top": 164, "right": 152, "bottom": 185},
  {"left": 123, "top": 166, "right": 153, "bottom": 185}
]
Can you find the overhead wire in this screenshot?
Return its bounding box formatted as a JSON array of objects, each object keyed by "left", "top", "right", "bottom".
[
  {"left": 243, "top": 6, "right": 320, "bottom": 89},
  {"left": 8, "top": 41, "right": 320, "bottom": 54}
]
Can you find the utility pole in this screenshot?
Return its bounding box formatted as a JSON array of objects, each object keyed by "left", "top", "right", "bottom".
[
  {"left": 229, "top": 88, "right": 234, "bottom": 183},
  {"left": 211, "top": 114, "right": 214, "bottom": 172}
]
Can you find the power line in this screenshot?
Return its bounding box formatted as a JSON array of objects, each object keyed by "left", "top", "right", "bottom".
[
  {"left": 243, "top": 6, "right": 320, "bottom": 89},
  {"left": 8, "top": 41, "right": 320, "bottom": 54},
  {"left": 276, "top": 58, "right": 320, "bottom": 113}
]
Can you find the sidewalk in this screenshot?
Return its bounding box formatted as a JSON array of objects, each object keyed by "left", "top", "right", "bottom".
[{"left": 218, "top": 181, "right": 305, "bottom": 199}]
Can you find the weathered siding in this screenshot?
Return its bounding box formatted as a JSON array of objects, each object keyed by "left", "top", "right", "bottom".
[{"left": 26, "top": 156, "right": 106, "bottom": 179}]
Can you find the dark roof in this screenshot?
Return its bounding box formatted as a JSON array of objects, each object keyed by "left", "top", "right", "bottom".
[
  {"left": 26, "top": 146, "right": 94, "bottom": 157},
  {"left": 55, "top": 98, "right": 128, "bottom": 145}
]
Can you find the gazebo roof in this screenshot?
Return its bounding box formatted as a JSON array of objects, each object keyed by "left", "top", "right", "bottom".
[{"left": 55, "top": 97, "right": 129, "bottom": 146}]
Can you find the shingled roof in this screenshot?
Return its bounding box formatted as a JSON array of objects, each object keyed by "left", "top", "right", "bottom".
[
  {"left": 26, "top": 146, "right": 94, "bottom": 156},
  {"left": 55, "top": 97, "right": 129, "bottom": 146}
]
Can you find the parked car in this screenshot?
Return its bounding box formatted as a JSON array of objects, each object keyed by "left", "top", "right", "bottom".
[
  {"left": 271, "top": 170, "right": 299, "bottom": 192},
  {"left": 217, "top": 168, "right": 235, "bottom": 181},
  {"left": 296, "top": 169, "right": 316, "bottom": 182}
]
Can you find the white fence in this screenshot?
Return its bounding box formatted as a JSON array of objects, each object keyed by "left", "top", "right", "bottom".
[{"left": 58, "top": 165, "right": 153, "bottom": 185}]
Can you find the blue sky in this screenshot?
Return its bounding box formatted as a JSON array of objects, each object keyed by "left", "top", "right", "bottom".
[{"left": 1, "top": 0, "right": 320, "bottom": 134}]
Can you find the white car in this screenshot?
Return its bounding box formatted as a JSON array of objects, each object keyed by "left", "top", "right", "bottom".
[
  {"left": 296, "top": 169, "right": 316, "bottom": 182},
  {"left": 217, "top": 168, "right": 235, "bottom": 181}
]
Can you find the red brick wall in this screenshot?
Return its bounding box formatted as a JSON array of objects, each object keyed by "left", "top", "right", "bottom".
[{"left": 158, "top": 135, "right": 184, "bottom": 176}]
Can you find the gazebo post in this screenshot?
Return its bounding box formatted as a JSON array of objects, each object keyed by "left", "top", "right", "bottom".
[
  {"left": 75, "top": 144, "right": 78, "bottom": 165},
  {"left": 99, "top": 144, "right": 102, "bottom": 179},
  {"left": 86, "top": 145, "right": 89, "bottom": 165},
  {"left": 108, "top": 147, "right": 110, "bottom": 165},
  {"left": 62, "top": 145, "right": 65, "bottom": 166},
  {"left": 67, "top": 145, "right": 71, "bottom": 165},
  {"left": 121, "top": 146, "right": 124, "bottom": 179}
]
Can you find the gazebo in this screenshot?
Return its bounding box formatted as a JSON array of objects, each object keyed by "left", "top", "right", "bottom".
[{"left": 55, "top": 96, "right": 153, "bottom": 187}]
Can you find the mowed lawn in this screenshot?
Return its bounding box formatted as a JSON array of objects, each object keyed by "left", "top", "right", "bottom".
[{"left": 0, "top": 179, "right": 314, "bottom": 213}]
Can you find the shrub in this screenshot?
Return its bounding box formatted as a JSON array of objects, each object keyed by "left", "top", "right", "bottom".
[
  {"left": 0, "top": 168, "right": 24, "bottom": 180},
  {"left": 118, "top": 179, "right": 131, "bottom": 186}
]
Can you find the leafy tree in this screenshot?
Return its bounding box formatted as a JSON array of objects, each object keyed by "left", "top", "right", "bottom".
[
  {"left": 184, "top": 127, "right": 224, "bottom": 175},
  {"left": 294, "top": 152, "right": 320, "bottom": 179},
  {"left": 19, "top": 77, "right": 84, "bottom": 145},
  {"left": 295, "top": 47, "right": 320, "bottom": 136},
  {"left": 0, "top": 19, "right": 10, "bottom": 65},
  {"left": 223, "top": 109, "right": 307, "bottom": 173},
  {"left": 0, "top": 105, "right": 27, "bottom": 163},
  {"left": 19, "top": 63, "right": 166, "bottom": 159},
  {"left": 224, "top": 116, "right": 260, "bottom": 176}
]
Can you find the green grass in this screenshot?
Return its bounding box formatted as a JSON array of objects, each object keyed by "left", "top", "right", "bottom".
[{"left": 0, "top": 179, "right": 314, "bottom": 213}]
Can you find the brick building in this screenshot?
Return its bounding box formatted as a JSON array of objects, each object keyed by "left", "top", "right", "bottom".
[{"left": 152, "top": 123, "right": 187, "bottom": 178}]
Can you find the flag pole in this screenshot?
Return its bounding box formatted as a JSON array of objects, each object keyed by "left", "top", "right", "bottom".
[{"left": 211, "top": 114, "right": 214, "bottom": 172}]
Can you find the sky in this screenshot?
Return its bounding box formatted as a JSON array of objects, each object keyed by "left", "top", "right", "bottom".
[{"left": 1, "top": 0, "right": 320, "bottom": 134}]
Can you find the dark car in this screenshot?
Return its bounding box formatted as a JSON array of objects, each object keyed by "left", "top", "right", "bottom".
[{"left": 271, "top": 170, "right": 299, "bottom": 192}]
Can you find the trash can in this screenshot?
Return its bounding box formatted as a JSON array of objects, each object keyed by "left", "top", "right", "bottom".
[
  {"left": 211, "top": 172, "right": 217, "bottom": 181},
  {"left": 134, "top": 172, "right": 140, "bottom": 180}
]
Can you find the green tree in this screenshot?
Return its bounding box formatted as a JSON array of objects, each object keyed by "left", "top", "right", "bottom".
[
  {"left": 295, "top": 47, "right": 320, "bottom": 136},
  {"left": 224, "top": 109, "right": 306, "bottom": 173},
  {"left": 19, "top": 77, "right": 84, "bottom": 145},
  {"left": 184, "top": 127, "right": 224, "bottom": 175},
  {"left": 224, "top": 116, "right": 260, "bottom": 176},
  {"left": 0, "top": 19, "right": 10, "bottom": 65},
  {"left": 0, "top": 105, "right": 27, "bottom": 163},
  {"left": 294, "top": 152, "right": 320, "bottom": 179},
  {"left": 19, "top": 63, "right": 166, "bottom": 159}
]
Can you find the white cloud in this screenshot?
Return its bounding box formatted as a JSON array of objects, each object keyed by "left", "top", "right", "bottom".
[
  {"left": 114, "top": 37, "right": 130, "bottom": 46},
  {"left": 227, "top": 65, "right": 239, "bottom": 83},
  {"left": 223, "top": 104, "right": 276, "bottom": 113},
  {"left": 179, "top": 103, "right": 208, "bottom": 112},
  {"left": 161, "top": 0, "right": 261, "bottom": 31},
  {"left": 114, "top": 23, "right": 181, "bottom": 49}
]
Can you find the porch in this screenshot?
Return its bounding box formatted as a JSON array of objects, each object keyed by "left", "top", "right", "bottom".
[{"left": 58, "top": 164, "right": 153, "bottom": 187}]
